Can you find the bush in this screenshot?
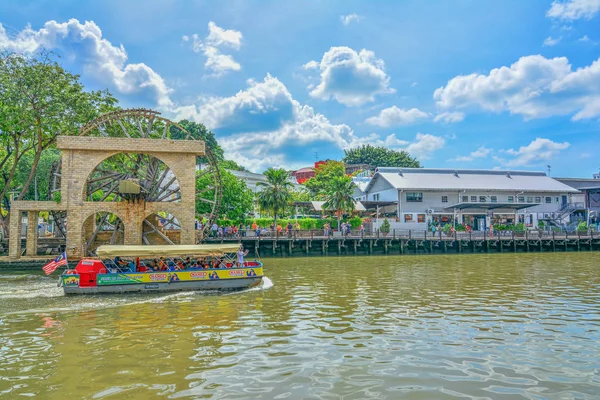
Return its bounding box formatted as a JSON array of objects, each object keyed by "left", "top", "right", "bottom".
[
  {"left": 347, "top": 216, "right": 363, "bottom": 229},
  {"left": 577, "top": 221, "right": 588, "bottom": 232},
  {"left": 380, "top": 218, "right": 391, "bottom": 234}
]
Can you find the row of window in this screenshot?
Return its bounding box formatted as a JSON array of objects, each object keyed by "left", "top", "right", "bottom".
[
  {"left": 404, "top": 213, "right": 427, "bottom": 223},
  {"left": 404, "top": 192, "right": 560, "bottom": 204}
]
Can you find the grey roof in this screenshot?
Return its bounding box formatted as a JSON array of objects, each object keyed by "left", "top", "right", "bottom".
[
  {"left": 365, "top": 168, "right": 579, "bottom": 193},
  {"left": 554, "top": 178, "right": 600, "bottom": 190}
]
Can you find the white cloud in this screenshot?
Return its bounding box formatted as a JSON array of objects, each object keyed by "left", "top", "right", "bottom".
[
  {"left": 543, "top": 36, "right": 562, "bottom": 46},
  {"left": 411, "top": 81, "right": 418, "bottom": 87},
  {"left": 186, "top": 22, "right": 242, "bottom": 76},
  {"left": 404, "top": 133, "right": 446, "bottom": 160},
  {"left": 303, "top": 60, "right": 319, "bottom": 70},
  {"left": 434, "top": 54, "right": 600, "bottom": 120},
  {"left": 546, "top": 0, "right": 600, "bottom": 21},
  {"left": 0, "top": 19, "right": 173, "bottom": 107},
  {"left": 450, "top": 146, "right": 492, "bottom": 162},
  {"left": 306, "top": 46, "right": 395, "bottom": 106},
  {"left": 340, "top": 14, "right": 363, "bottom": 25},
  {"left": 497, "top": 138, "right": 570, "bottom": 167},
  {"left": 205, "top": 21, "right": 242, "bottom": 50},
  {"left": 365, "top": 106, "right": 430, "bottom": 127},
  {"left": 174, "top": 74, "right": 443, "bottom": 170},
  {"left": 433, "top": 111, "right": 465, "bottom": 123}
]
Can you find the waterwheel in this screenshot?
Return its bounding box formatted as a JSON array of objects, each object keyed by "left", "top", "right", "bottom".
[{"left": 47, "top": 108, "right": 222, "bottom": 255}]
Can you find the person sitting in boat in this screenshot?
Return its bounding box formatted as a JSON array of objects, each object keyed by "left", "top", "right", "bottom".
[
  {"left": 114, "top": 256, "right": 128, "bottom": 267},
  {"left": 175, "top": 260, "right": 185, "bottom": 271},
  {"left": 237, "top": 245, "right": 249, "bottom": 267}
]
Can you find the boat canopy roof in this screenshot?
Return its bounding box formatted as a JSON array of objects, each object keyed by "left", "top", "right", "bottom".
[{"left": 96, "top": 244, "right": 241, "bottom": 258}]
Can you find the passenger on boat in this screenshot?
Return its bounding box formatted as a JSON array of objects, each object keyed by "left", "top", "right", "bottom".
[
  {"left": 175, "top": 260, "right": 185, "bottom": 270},
  {"left": 237, "top": 245, "right": 249, "bottom": 267}
]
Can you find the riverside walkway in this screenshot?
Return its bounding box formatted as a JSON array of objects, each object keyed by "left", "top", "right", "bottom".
[{"left": 1, "top": 229, "right": 599, "bottom": 269}]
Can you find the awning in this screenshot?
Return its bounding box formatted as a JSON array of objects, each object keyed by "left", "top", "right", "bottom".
[
  {"left": 96, "top": 244, "right": 241, "bottom": 258},
  {"left": 444, "top": 202, "right": 539, "bottom": 211}
]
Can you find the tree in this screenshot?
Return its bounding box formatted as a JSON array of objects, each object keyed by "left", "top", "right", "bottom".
[
  {"left": 342, "top": 144, "right": 420, "bottom": 168},
  {"left": 175, "top": 120, "right": 224, "bottom": 164},
  {"left": 256, "top": 168, "right": 293, "bottom": 230},
  {"left": 380, "top": 218, "right": 391, "bottom": 236},
  {"left": 0, "top": 51, "right": 117, "bottom": 232},
  {"left": 304, "top": 160, "right": 346, "bottom": 197},
  {"left": 196, "top": 167, "right": 253, "bottom": 221},
  {"left": 323, "top": 175, "right": 356, "bottom": 231},
  {"left": 219, "top": 159, "right": 247, "bottom": 171}
]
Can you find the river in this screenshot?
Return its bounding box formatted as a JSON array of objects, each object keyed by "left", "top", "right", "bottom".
[{"left": 0, "top": 253, "right": 599, "bottom": 399}]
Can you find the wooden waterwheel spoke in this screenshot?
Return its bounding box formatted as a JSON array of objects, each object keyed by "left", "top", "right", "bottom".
[
  {"left": 156, "top": 187, "right": 181, "bottom": 202},
  {"left": 142, "top": 219, "right": 174, "bottom": 245}
]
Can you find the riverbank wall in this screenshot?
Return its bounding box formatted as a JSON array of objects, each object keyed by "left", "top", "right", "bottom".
[{"left": 2, "top": 231, "right": 599, "bottom": 270}]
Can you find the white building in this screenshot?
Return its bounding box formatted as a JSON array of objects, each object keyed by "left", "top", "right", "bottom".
[{"left": 356, "top": 168, "right": 579, "bottom": 231}]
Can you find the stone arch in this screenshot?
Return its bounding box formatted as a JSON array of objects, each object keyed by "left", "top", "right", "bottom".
[
  {"left": 80, "top": 211, "right": 126, "bottom": 256},
  {"left": 82, "top": 152, "right": 183, "bottom": 203}
]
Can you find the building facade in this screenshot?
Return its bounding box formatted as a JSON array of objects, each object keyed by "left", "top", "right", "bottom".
[{"left": 356, "top": 168, "right": 579, "bottom": 231}]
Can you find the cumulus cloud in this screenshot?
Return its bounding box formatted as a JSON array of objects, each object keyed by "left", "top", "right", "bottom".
[
  {"left": 546, "top": 0, "right": 600, "bottom": 21},
  {"left": 306, "top": 46, "right": 395, "bottom": 106},
  {"left": 543, "top": 36, "right": 562, "bottom": 46},
  {"left": 365, "top": 106, "right": 430, "bottom": 127},
  {"left": 185, "top": 22, "right": 242, "bottom": 76},
  {"left": 403, "top": 133, "right": 446, "bottom": 160},
  {"left": 0, "top": 19, "right": 173, "bottom": 107},
  {"left": 496, "top": 138, "right": 570, "bottom": 167},
  {"left": 340, "top": 14, "right": 363, "bottom": 25},
  {"left": 450, "top": 146, "right": 492, "bottom": 162},
  {"left": 433, "top": 111, "right": 465, "bottom": 123},
  {"left": 174, "top": 74, "right": 443, "bottom": 170},
  {"left": 434, "top": 54, "right": 600, "bottom": 120}
]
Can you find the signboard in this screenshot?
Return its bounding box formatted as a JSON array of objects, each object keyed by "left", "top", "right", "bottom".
[
  {"left": 62, "top": 275, "right": 80, "bottom": 287},
  {"left": 96, "top": 267, "right": 262, "bottom": 286}
]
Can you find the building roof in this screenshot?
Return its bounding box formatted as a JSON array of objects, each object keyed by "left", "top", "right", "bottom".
[
  {"left": 554, "top": 178, "right": 600, "bottom": 190},
  {"left": 365, "top": 168, "right": 579, "bottom": 193}
]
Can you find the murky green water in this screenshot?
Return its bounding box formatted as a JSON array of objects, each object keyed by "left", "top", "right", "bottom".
[{"left": 1, "top": 253, "right": 599, "bottom": 399}]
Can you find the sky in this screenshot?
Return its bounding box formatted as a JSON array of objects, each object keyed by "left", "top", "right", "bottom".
[{"left": 0, "top": 0, "right": 599, "bottom": 176}]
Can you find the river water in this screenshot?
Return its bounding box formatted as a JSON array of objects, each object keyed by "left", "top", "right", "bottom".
[{"left": 0, "top": 253, "right": 599, "bottom": 399}]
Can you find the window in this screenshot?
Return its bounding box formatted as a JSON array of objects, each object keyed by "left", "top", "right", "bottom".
[
  {"left": 545, "top": 197, "right": 551, "bottom": 204},
  {"left": 534, "top": 196, "right": 541, "bottom": 203},
  {"left": 508, "top": 196, "right": 514, "bottom": 203},
  {"left": 554, "top": 197, "right": 559, "bottom": 203},
  {"left": 373, "top": 193, "right": 380, "bottom": 201},
  {"left": 518, "top": 196, "right": 525, "bottom": 203},
  {"left": 417, "top": 214, "right": 426, "bottom": 223},
  {"left": 491, "top": 196, "right": 497, "bottom": 203},
  {"left": 406, "top": 192, "right": 423, "bottom": 202},
  {"left": 404, "top": 213, "right": 413, "bottom": 222},
  {"left": 527, "top": 196, "right": 533, "bottom": 203},
  {"left": 470, "top": 196, "right": 477, "bottom": 202},
  {"left": 462, "top": 196, "right": 468, "bottom": 202},
  {"left": 442, "top": 196, "right": 448, "bottom": 203},
  {"left": 479, "top": 196, "right": 486, "bottom": 203}
]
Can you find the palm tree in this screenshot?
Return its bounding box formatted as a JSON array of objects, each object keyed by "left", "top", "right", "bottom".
[
  {"left": 257, "top": 168, "right": 293, "bottom": 231},
  {"left": 323, "top": 175, "right": 356, "bottom": 232}
]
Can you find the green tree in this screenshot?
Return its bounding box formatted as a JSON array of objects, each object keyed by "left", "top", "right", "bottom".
[
  {"left": 380, "top": 218, "right": 391, "bottom": 236},
  {"left": 256, "top": 168, "right": 293, "bottom": 229},
  {"left": 0, "top": 51, "right": 117, "bottom": 233},
  {"left": 196, "top": 167, "right": 253, "bottom": 221},
  {"left": 323, "top": 175, "right": 356, "bottom": 231},
  {"left": 219, "top": 159, "right": 247, "bottom": 171},
  {"left": 342, "top": 144, "right": 420, "bottom": 168},
  {"left": 304, "top": 160, "right": 346, "bottom": 197},
  {"left": 175, "top": 120, "right": 224, "bottom": 164}
]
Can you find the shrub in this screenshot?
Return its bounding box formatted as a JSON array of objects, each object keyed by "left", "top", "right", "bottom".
[
  {"left": 380, "top": 218, "right": 391, "bottom": 234},
  {"left": 577, "top": 221, "right": 588, "bottom": 232}
]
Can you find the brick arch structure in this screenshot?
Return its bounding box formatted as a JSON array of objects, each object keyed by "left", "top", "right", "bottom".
[
  {"left": 9, "top": 135, "right": 205, "bottom": 259},
  {"left": 81, "top": 152, "right": 182, "bottom": 202}
]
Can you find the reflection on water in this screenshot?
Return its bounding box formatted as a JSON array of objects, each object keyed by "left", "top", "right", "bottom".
[{"left": 1, "top": 253, "right": 599, "bottom": 399}]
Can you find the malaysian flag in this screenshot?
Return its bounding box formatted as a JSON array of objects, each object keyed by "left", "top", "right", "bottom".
[{"left": 43, "top": 252, "right": 68, "bottom": 275}]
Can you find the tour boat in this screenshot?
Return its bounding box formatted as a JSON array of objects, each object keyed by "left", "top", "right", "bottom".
[{"left": 59, "top": 244, "right": 263, "bottom": 295}]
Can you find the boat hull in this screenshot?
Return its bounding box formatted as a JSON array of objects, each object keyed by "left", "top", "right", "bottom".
[{"left": 63, "top": 276, "right": 262, "bottom": 295}]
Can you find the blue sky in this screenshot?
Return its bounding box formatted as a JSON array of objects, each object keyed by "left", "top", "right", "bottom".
[{"left": 1, "top": 0, "right": 599, "bottom": 176}]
